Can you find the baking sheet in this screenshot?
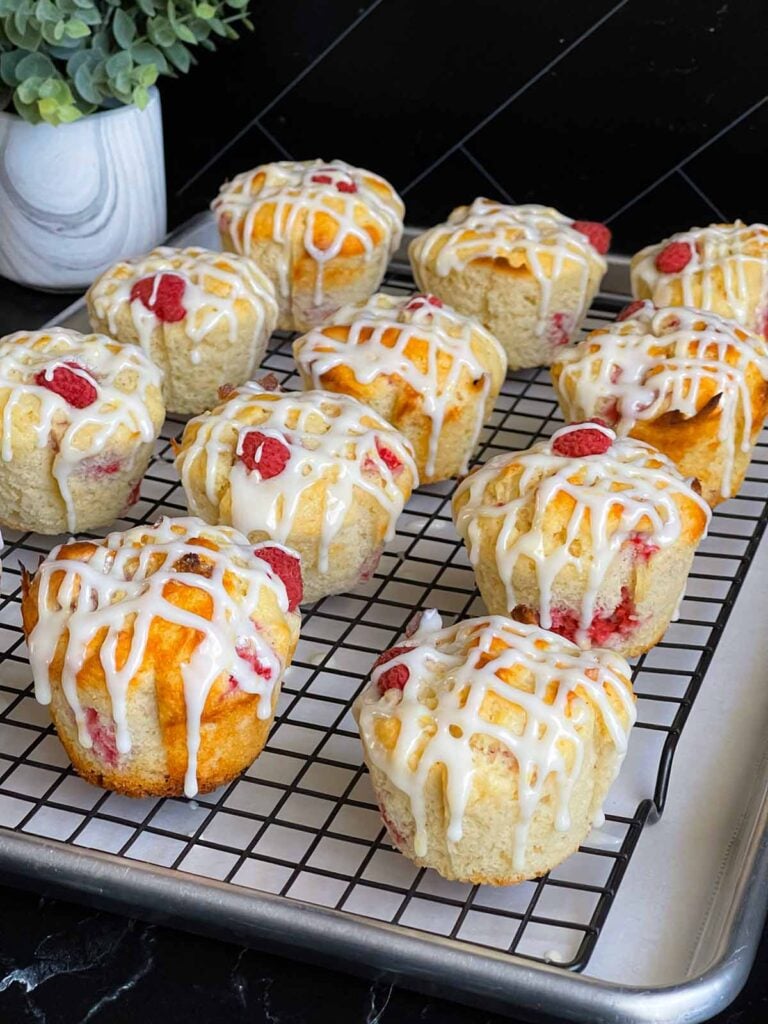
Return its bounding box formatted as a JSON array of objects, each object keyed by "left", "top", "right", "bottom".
[{"left": 0, "top": 214, "right": 766, "bottom": 1022}]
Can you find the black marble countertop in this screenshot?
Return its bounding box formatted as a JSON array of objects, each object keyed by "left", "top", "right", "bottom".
[{"left": 1, "top": 278, "right": 767, "bottom": 1024}]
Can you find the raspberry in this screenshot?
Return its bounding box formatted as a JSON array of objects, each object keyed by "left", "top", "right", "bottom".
[
  {"left": 616, "top": 300, "right": 649, "bottom": 322},
  {"left": 405, "top": 294, "right": 443, "bottom": 312},
  {"left": 336, "top": 181, "right": 357, "bottom": 194},
  {"left": 374, "top": 645, "right": 413, "bottom": 693},
  {"left": 126, "top": 480, "right": 141, "bottom": 507},
  {"left": 239, "top": 430, "right": 291, "bottom": 479},
  {"left": 628, "top": 534, "right": 659, "bottom": 562},
  {"left": 130, "top": 273, "right": 187, "bottom": 322},
  {"left": 551, "top": 423, "right": 613, "bottom": 457},
  {"left": 311, "top": 174, "right": 333, "bottom": 184},
  {"left": 571, "top": 220, "right": 611, "bottom": 255},
  {"left": 234, "top": 643, "right": 273, "bottom": 680},
  {"left": 254, "top": 545, "right": 303, "bottom": 611},
  {"left": 549, "top": 311, "right": 571, "bottom": 346},
  {"left": 655, "top": 242, "right": 692, "bottom": 274},
  {"left": 84, "top": 708, "right": 118, "bottom": 767},
  {"left": 376, "top": 440, "right": 402, "bottom": 472},
  {"left": 34, "top": 362, "right": 97, "bottom": 409}
]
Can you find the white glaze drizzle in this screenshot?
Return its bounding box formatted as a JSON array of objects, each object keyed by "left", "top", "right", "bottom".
[
  {"left": 555, "top": 305, "right": 768, "bottom": 498},
  {"left": 453, "top": 425, "right": 710, "bottom": 644},
  {"left": 356, "top": 615, "right": 635, "bottom": 870},
  {"left": 631, "top": 221, "right": 768, "bottom": 332},
  {"left": 412, "top": 200, "right": 606, "bottom": 341},
  {"left": 88, "top": 246, "right": 278, "bottom": 368},
  {"left": 176, "top": 386, "right": 418, "bottom": 574},
  {"left": 212, "top": 159, "right": 404, "bottom": 307},
  {"left": 0, "top": 329, "right": 163, "bottom": 531},
  {"left": 28, "top": 516, "right": 296, "bottom": 798},
  {"left": 294, "top": 292, "right": 507, "bottom": 477}
]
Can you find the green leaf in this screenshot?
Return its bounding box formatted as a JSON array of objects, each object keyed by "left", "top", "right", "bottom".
[
  {"left": 112, "top": 6, "right": 135, "bottom": 47},
  {"left": 105, "top": 49, "right": 132, "bottom": 77},
  {"left": 195, "top": 2, "right": 215, "bottom": 17},
  {"left": 64, "top": 17, "right": 90, "bottom": 38},
  {"left": 16, "top": 75, "right": 42, "bottom": 103},
  {"left": 131, "top": 40, "right": 168, "bottom": 72},
  {"left": 175, "top": 22, "right": 196, "bottom": 43},
  {"left": 35, "top": 0, "right": 60, "bottom": 23},
  {"left": 55, "top": 101, "right": 82, "bottom": 122},
  {"left": 0, "top": 49, "right": 26, "bottom": 86},
  {"left": 4, "top": 20, "right": 43, "bottom": 48},
  {"left": 147, "top": 15, "right": 175, "bottom": 47},
  {"left": 165, "top": 38, "right": 191, "bottom": 72},
  {"left": 73, "top": 62, "right": 101, "bottom": 103},
  {"left": 16, "top": 51, "right": 54, "bottom": 79},
  {"left": 132, "top": 83, "right": 149, "bottom": 107},
  {"left": 13, "top": 94, "right": 41, "bottom": 122},
  {"left": 134, "top": 61, "right": 158, "bottom": 86},
  {"left": 136, "top": 0, "right": 157, "bottom": 15}
]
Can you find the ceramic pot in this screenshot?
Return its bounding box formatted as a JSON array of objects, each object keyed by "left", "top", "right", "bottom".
[{"left": 0, "top": 87, "right": 166, "bottom": 291}]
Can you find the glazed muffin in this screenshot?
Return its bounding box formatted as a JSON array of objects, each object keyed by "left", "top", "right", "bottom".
[
  {"left": 22, "top": 516, "right": 301, "bottom": 798},
  {"left": 631, "top": 221, "right": 768, "bottom": 337},
  {"left": 551, "top": 303, "right": 768, "bottom": 505},
  {"left": 175, "top": 383, "right": 417, "bottom": 603},
  {"left": 354, "top": 613, "right": 635, "bottom": 884},
  {"left": 292, "top": 292, "right": 507, "bottom": 483},
  {"left": 211, "top": 159, "right": 405, "bottom": 331},
  {"left": 86, "top": 246, "right": 278, "bottom": 415},
  {"left": 409, "top": 200, "right": 609, "bottom": 369},
  {"left": 452, "top": 422, "right": 710, "bottom": 658},
  {"left": 0, "top": 328, "right": 164, "bottom": 535}
]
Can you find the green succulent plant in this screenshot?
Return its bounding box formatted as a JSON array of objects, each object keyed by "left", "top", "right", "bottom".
[{"left": 0, "top": 0, "right": 252, "bottom": 125}]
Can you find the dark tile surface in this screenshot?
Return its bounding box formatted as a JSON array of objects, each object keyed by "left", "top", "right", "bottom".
[
  {"left": 160, "top": 0, "right": 768, "bottom": 255},
  {"left": 0, "top": 884, "right": 767, "bottom": 1024}
]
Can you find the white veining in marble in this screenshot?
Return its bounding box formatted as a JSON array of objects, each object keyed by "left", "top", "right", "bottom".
[{"left": 0, "top": 88, "right": 166, "bottom": 290}]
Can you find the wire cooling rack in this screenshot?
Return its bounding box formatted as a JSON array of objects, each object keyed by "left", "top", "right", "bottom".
[{"left": 1, "top": 258, "right": 767, "bottom": 974}]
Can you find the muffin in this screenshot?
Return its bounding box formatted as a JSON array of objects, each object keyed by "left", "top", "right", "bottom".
[
  {"left": 292, "top": 291, "right": 507, "bottom": 483},
  {"left": 631, "top": 221, "right": 768, "bottom": 337},
  {"left": 551, "top": 303, "right": 768, "bottom": 505},
  {"left": 22, "top": 516, "right": 301, "bottom": 798},
  {"left": 354, "top": 614, "right": 636, "bottom": 884},
  {"left": 0, "top": 328, "right": 164, "bottom": 535},
  {"left": 211, "top": 159, "right": 405, "bottom": 331},
  {"left": 452, "top": 422, "right": 710, "bottom": 657},
  {"left": 86, "top": 246, "right": 279, "bottom": 415},
  {"left": 175, "top": 384, "right": 417, "bottom": 603},
  {"left": 409, "top": 200, "right": 609, "bottom": 369}
]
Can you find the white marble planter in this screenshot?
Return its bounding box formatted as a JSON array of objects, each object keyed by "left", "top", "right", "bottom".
[{"left": 0, "top": 87, "right": 166, "bottom": 291}]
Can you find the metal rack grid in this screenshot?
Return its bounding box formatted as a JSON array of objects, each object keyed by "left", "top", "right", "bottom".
[{"left": 0, "top": 261, "right": 766, "bottom": 974}]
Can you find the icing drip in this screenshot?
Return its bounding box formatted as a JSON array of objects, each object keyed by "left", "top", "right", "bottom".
[
  {"left": 453, "top": 425, "right": 711, "bottom": 644},
  {"left": 631, "top": 222, "right": 768, "bottom": 332},
  {"left": 212, "top": 160, "right": 404, "bottom": 307},
  {"left": 555, "top": 305, "right": 768, "bottom": 498},
  {"left": 356, "top": 615, "right": 635, "bottom": 870},
  {"left": 294, "top": 292, "right": 507, "bottom": 477},
  {"left": 412, "top": 200, "right": 606, "bottom": 340},
  {"left": 27, "top": 516, "right": 295, "bottom": 798},
  {"left": 88, "top": 246, "right": 278, "bottom": 369},
  {"left": 176, "top": 386, "right": 417, "bottom": 574},
  {"left": 0, "top": 329, "right": 162, "bottom": 531}
]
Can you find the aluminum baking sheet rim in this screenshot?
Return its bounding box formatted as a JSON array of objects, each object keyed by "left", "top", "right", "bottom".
[
  {"left": 2, "top": 215, "right": 765, "bottom": 1023},
  {"left": 1, "top": 802, "right": 767, "bottom": 1024}
]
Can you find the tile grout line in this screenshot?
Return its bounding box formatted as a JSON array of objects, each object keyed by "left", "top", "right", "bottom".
[
  {"left": 255, "top": 118, "right": 294, "bottom": 161},
  {"left": 177, "top": 0, "right": 387, "bottom": 196},
  {"left": 460, "top": 145, "right": 516, "bottom": 204},
  {"left": 399, "top": 0, "right": 631, "bottom": 196},
  {"left": 677, "top": 167, "right": 728, "bottom": 222},
  {"left": 604, "top": 94, "right": 768, "bottom": 224}
]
